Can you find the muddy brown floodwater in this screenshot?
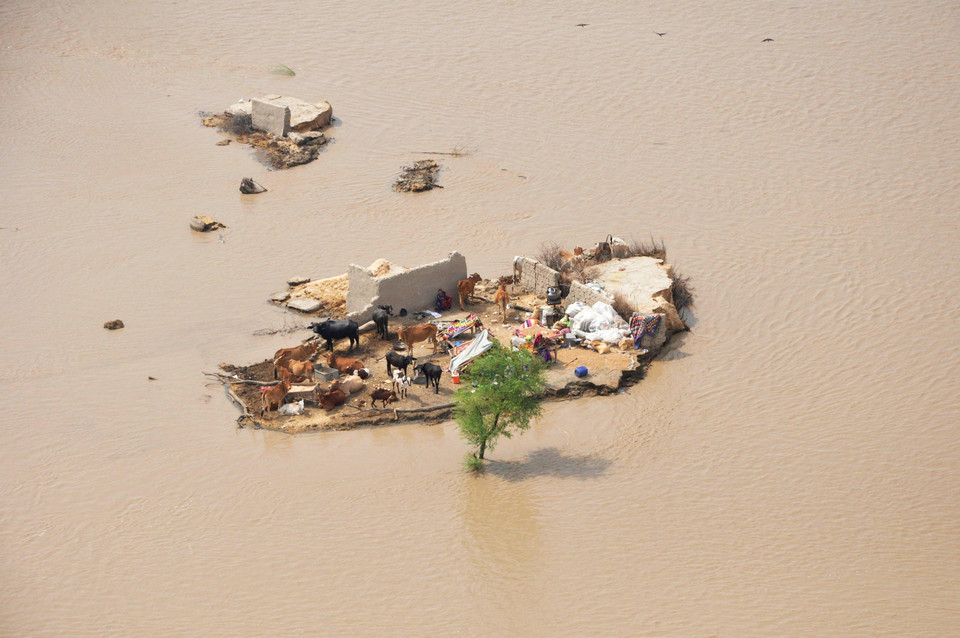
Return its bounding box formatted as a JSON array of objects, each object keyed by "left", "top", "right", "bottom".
[{"left": 1, "top": 1, "right": 959, "bottom": 636}]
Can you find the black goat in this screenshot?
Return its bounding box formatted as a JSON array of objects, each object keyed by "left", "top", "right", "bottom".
[
  {"left": 385, "top": 351, "right": 416, "bottom": 376},
  {"left": 415, "top": 362, "right": 443, "bottom": 394}
]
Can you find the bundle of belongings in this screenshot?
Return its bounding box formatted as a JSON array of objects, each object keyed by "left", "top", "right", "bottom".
[
  {"left": 511, "top": 318, "right": 567, "bottom": 362},
  {"left": 566, "top": 301, "right": 630, "bottom": 344},
  {"left": 449, "top": 330, "right": 494, "bottom": 374}
]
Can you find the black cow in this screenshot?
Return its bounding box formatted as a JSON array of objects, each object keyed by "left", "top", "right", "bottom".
[
  {"left": 372, "top": 304, "right": 393, "bottom": 340},
  {"left": 385, "top": 351, "right": 416, "bottom": 376},
  {"left": 415, "top": 362, "right": 443, "bottom": 394},
  {"left": 310, "top": 319, "right": 360, "bottom": 351}
]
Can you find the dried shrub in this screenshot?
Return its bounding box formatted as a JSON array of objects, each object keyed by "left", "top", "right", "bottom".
[
  {"left": 537, "top": 242, "right": 567, "bottom": 272},
  {"left": 628, "top": 236, "right": 667, "bottom": 260},
  {"left": 670, "top": 271, "right": 695, "bottom": 314},
  {"left": 611, "top": 291, "right": 636, "bottom": 321},
  {"left": 220, "top": 112, "right": 256, "bottom": 137}
]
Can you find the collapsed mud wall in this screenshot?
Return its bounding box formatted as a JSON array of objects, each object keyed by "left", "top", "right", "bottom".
[
  {"left": 517, "top": 257, "right": 559, "bottom": 296},
  {"left": 347, "top": 252, "right": 468, "bottom": 323},
  {"left": 565, "top": 280, "right": 614, "bottom": 307},
  {"left": 516, "top": 257, "right": 612, "bottom": 307}
]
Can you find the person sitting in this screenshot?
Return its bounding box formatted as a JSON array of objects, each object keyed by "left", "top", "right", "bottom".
[{"left": 435, "top": 288, "right": 452, "bottom": 312}]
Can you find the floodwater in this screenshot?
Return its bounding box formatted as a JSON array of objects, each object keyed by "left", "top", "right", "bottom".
[{"left": 1, "top": 1, "right": 958, "bottom": 635}]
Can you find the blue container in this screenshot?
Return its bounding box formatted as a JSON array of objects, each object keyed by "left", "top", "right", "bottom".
[{"left": 574, "top": 366, "right": 588, "bottom": 378}]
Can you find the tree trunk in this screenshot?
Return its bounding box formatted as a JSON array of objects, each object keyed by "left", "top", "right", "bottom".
[{"left": 478, "top": 439, "right": 486, "bottom": 460}]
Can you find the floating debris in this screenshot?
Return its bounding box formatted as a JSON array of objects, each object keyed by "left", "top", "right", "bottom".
[
  {"left": 103, "top": 319, "right": 124, "bottom": 330},
  {"left": 239, "top": 177, "right": 267, "bottom": 194},
  {"left": 190, "top": 216, "right": 227, "bottom": 232},
  {"left": 394, "top": 159, "right": 442, "bottom": 192}
]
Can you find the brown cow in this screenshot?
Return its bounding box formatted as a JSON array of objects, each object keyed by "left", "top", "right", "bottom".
[
  {"left": 260, "top": 378, "right": 291, "bottom": 416},
  {"left": 494, "top": 281, "right": 510, "bottom": 317},
  {"left": 456, "top": 273, "right": 482, "bottom": 310},
  {"left": 275, "top": 357, "right": 315, "bottom": 382},
  {"left": 317, "top": 387, "right": 346, "bottom": 411},
  {"left": 326, "top": 352, "right": 365, "bottom": 375},
  {"left": 273, "top": 342, "right": 319, "bottom": 364},
  {"left": 397, "top": 323, "right": 439, "bottom": 354},
  {"left": 370, "top": 387, "right": 398, "bottom": 408}
]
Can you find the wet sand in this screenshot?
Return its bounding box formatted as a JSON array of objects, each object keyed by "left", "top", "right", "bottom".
[{"left": 1, "top": 1, "right": 959, "bottom": 635}]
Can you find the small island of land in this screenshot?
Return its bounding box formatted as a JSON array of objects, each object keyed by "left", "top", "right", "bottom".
[{"left": 209, "top": 236, "right": 692, "bottom": 434}]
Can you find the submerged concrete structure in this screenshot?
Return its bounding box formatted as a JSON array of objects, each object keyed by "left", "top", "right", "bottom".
[{"left": 251, "top": 99, "right": 291, "bottom": 137}]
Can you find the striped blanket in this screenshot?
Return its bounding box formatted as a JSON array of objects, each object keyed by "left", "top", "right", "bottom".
[{"left": 439, "top": 313, "right": 483, "bottom": 341}]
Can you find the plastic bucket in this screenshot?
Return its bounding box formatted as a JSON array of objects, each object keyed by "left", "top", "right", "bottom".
[{"left": 451, "top": 372, "right": 460, "bottom": 384}]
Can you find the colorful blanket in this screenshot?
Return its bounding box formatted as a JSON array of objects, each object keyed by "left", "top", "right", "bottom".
[
  {"left": 630, "top": 314, "right": 662, "bottom": 348},
  {"left": 439, "top": 313, "right": 483, "bottom": 341}
]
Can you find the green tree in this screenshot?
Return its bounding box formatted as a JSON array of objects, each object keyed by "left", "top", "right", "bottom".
[{"left": 454, "top": 344, "right": 546, "bottom": 468}]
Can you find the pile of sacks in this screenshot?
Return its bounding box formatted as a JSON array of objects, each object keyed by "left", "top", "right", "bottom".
[{"left": 566, "top": 301, "right": 630, "bottom": 344}]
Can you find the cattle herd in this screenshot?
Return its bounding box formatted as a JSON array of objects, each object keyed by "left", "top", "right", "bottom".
[{"left": 261, "top": 304, "right": 453, "bottom": 417}]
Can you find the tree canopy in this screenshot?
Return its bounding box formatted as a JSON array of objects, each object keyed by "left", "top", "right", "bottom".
[{"left": 454, "top": 344, "right": 546, "bottom": 467}]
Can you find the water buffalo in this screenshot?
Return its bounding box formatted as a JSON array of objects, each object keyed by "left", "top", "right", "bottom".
[
  {"left": 311, "top": 319, "right": 360, "bottom": 351},
  {"left": 372, "top": 305, "right": 393, "bottom": 340}
]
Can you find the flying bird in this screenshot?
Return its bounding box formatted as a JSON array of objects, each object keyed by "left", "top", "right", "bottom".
[
  {"left": 576, "top": 23, "right": 588, "bottom": 27},
  {"left": 655, "top": 32, "right": 666, "bottom": 37},
  {"left": 762, "top": 38, "right": 774, "bottom": 42}
]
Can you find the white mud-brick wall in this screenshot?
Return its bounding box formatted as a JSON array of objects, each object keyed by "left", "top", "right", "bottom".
[
  {"left": 347, "top": 252, "right": 468, "bottom": 323},
  {"left": 518, "top": 257, "right": 560, "bottom": 296},
  {"left": 565, "top": 280, "right": 614, "bottom": 308},
  {"left": 517, "top": 258, "right": 612, "bottom": 306}
]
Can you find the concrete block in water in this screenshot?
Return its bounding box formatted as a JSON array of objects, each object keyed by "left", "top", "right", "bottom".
[{"left": 251, "top": 99, "right": 291, "bottom": 137}]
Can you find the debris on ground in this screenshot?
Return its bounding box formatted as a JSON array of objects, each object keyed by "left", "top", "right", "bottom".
[
  {"left": 277, "top": 273, "right": 350, "bottom": 316},
  {"left": 394, "top": 159, "right": 442, "bottom": 192},
  {"left": 190, "top": 216, "right": 226, "bottom": 232},
  {"left": 103, "top": 319, "right": 124, "bottom": 330},
  {"left": 239, "top": 178, "right": 267, "bottom": 194}
]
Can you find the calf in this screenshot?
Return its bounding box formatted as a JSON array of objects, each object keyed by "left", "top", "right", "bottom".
[
  {"left": 397, "top": 323, "right": 439, "bottom": 354},
  {"left": 385, "top": 351, "right": 416, "bottom": 376},
  {"left": 372, "top": 304, "right": 393, "bottom": 340},
  {"left": 260, "top": 378, "right": 291, "bottom": 416},
  {"left": 392, "top": 369, "right": 411, "bottom": 399},
  {"left": 310, "top": 318, "right": 360, "bottom": 351},
  {"left": 415, "top": 362, "right": 443, "bottom": 394},
  {"left": 276, "top": 358, "right": 314, "bottom": 382},
  {"left": 326, "top": 352, "right": 365, "bottom": 375},
  {"left": 370, "top": 387, "right": 398, "bottom": 408},
  {"left": 337, "top": 373, "right": 365, "bottom": 395},
  {"left": 494, "top": 281, "right": 510, "bottom": 317},
  {"left": 317, "top": 387, "right": 347, "bottom": 411},
  {"left": 457, "top": 273, "right": 482, "bottom": 310}
]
